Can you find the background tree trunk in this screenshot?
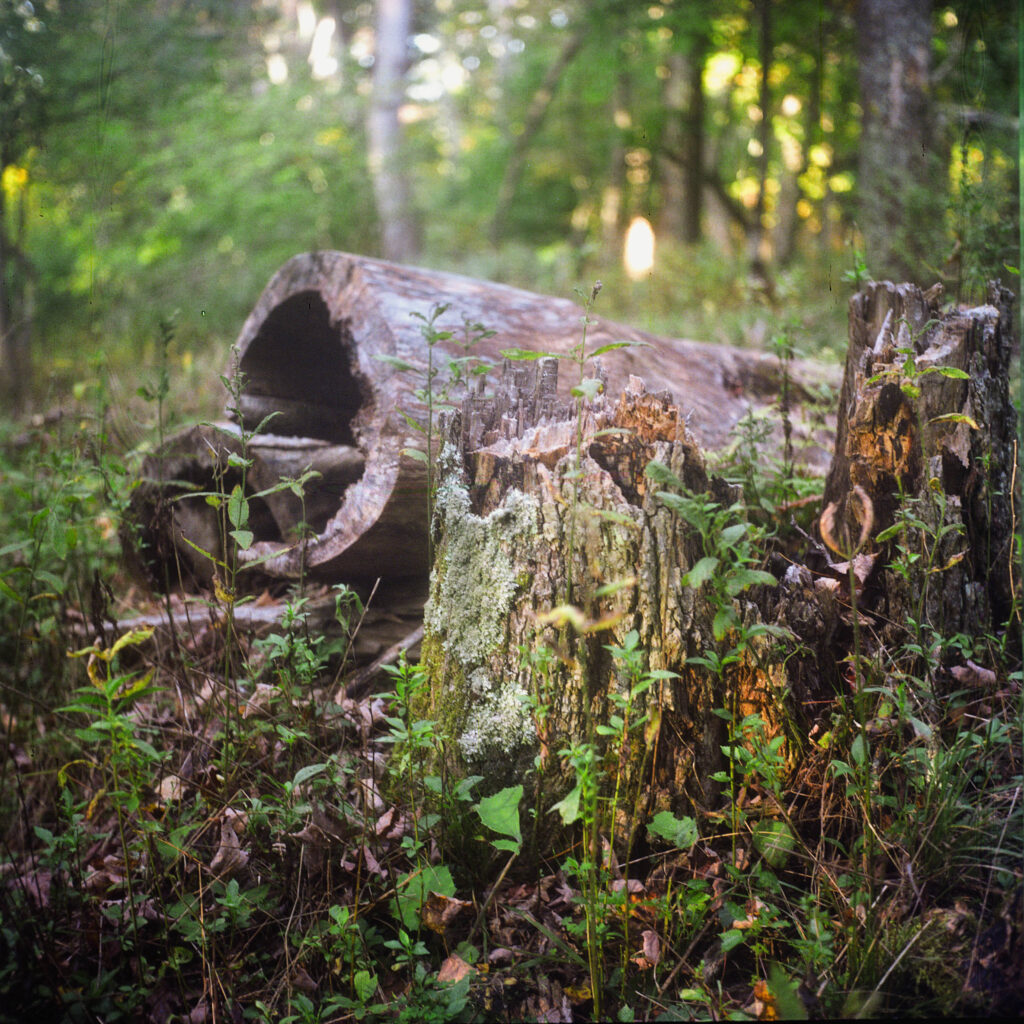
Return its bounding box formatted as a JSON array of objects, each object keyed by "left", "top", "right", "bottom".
[
  {"left": 367, "top": 0, "right": 420, "bottom": 262},
  {"left": 747, "top": 0, "right": 773, "bottom": 285},
  {"left": 489, "top": 24, "right": 588, "bottom": 245},
  {"left": 856, "top": 0, "right": 939, "bottom": 282},
  {"left": 658, "top": 36, "right": 707, "bottom": 246}
]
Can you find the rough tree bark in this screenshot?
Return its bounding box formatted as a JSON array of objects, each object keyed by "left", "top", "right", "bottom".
[
  {"left": 420, "top": 362, "right": 792, "bottom": 832},
  {"left": 820, "top": 279, "right": 1016, "bottom": 647},
  {"left": 856, "top": 0, "right": 940, "bottom": 281}
]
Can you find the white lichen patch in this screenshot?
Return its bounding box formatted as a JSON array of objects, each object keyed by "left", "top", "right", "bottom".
[
  {"left": 457, "top": 673, "right": 534, "bottom": 760},
  {"left": 425, "top": 477, "right": 539, "bottom": 670}
]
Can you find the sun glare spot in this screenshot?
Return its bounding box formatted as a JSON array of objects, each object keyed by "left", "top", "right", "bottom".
[{"left": 624, "top": 217, "right": 655, "bottom": 280}]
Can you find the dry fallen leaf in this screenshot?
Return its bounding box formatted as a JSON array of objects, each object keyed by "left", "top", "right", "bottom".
[
  {"left": 734, "top": 897, "right": 766, "bottom": 930},
  {"left": 421, "top": 890, "right": 472, "bottom": 934},
  {"left": 750, "top": 978, "right": 779, "bottom": 1020},
  {"left": 437, "top": 953, "right": 476, "bottom": 984},
  {"left": 950, "top": 659, "right": 998, "bottom": 691},
  {"left": 158, "top": 774, "right": 183, "bottom": 803},
  {"left": 209, "top": 808, "right": 249, "bottom": 876},
  {"left": 631, "top": 928, "right": 661, "bottom": 969}
]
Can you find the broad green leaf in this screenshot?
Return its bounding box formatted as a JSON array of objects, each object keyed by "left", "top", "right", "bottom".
[
  {"left": 401, "top": 447, "right": 430, "bottom": 465},
  {"left": 647, "top": 811, "right": 698, "bottom": 850},
  {"left": 850, "top": 733, "right": 868, "bottom": 767},
  {"left": 929, "top": 412, "right": 979, "bottom": 429},
  {"left": 474, "top": 785, "right": 523, "bottom": 849},
  {"left": 108, "top": 627, "right": 155, "bottom": 662},
  {"left": 921, "top": 365, "right": 969, "bottom": 380},
  {"left": 589, "top": 341, "right": 644, "bottom": 358},
  {"left": 683, "top": 556, "right": 719, "bottom": 588},
  {"left": 752, "top": 820, "right": 795, "bottom": 868},
  {"left": 227, "top": 484, "right": 249, "bottom": 529},
  {"left": 874, "top": 522, "right": 905, "bottom": 542},
  {"left": 499, "top": 348, "right": 561, "bottom": 361},
  {"left": 712, "top": 605, "right": 737, "bottom": 641},
  {"left": 594, "top": 577, "right": 637, "bottom": 597},
  {"left": 726, "top": 568, "right": 777, "bottom": 595},
  {"left": 374, "top": 354, "right": 420, "bottom": 373},
  {"left": 550, "top": 783, "right": 582, "bottom": 825},
  {"left": 768, "top": 964, "right": 809, "bottom": 1020},
  {"left": 720, "top": 928, "right": 745, "bottom": 953},
  {"left": 392, "top": 864, "right": 455, "bottom": 930},
  {"left": 589, "top": 507, "right": 638, "bottom": 528},
  {"left": 353, "top": 970, "right": 377, "bottom": 1004},
  {"left": 230, "top": 529, "right": 254, "bottom": 550},
  {"left": 645, "top": 460, "right": 683, "bottom": 490},
  {"left": 292, "top": 762, "right": 328, "bottom": 787},
  {"left": 571, "top": 377, "right": 603, "bottom": 401},
  {"left": 720, "top": 523, "right": 747, "bottom": 546}
]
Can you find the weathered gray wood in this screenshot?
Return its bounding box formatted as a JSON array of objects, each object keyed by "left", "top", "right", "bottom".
[{"left": 128, "top": 251, "right": 837, "bottom": 591}]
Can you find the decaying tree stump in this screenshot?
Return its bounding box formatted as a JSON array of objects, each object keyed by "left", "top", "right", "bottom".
[
  {"left": 420, "top": 278, "right": 1019, "bottom": 836},
  {"left": 128, "top": 251, "right": 836, "bottom": 592},
  {"left": 420, "top": 360, "right": 796, "bottom": 828},
  {"left": 820, "top": 280, "right": 1017, "bottom": 648}
]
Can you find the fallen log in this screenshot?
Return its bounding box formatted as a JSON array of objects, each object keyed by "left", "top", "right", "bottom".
[{"left": 127, "top": 251, "right": 837, "bottom": 591}]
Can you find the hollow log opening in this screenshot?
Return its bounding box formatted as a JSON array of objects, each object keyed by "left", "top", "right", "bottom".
[{"left": 233, "top": 291, "right": 370, "bottom": 447}]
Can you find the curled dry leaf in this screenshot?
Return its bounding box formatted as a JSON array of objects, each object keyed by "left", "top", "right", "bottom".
[
  {"left": 11, "top": 868, "right": 52, "bottom": 908},
  {"left": 950, "top": 659, "right": 998, "bottom": 691},
  {"left": 437, "top": 953, "right": 476, "bottom": 984},
  {"left": 734, "top": 897, "right": 767, "bottom": 930},
  {"left": 158, "top": 774, "right": 183, "bottom": 803},
  {"left": 290, "top": 965, "right": 319, "bottom": 994},
  {"left": 209, "top": 808, "right": 249, "bottom": 876},
  {"left": 750, "top": 978, "right": 779, "bottom": 1020},
  {"left": 421, "top": 890, "right": 472, "bottom": 934},
  {"left": 631, "top": 928, "right": 662, "bottom": 970},
  {"left": 829, "top": 552, "right": 877, "bottom": 585},
  {"left": 610, "top": 877, "right": 645, "bottom": 895}
]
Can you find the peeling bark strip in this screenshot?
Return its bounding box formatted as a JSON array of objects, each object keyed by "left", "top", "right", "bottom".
[
  {"left": 822, "top": 280, "right": 1017, "bottom": 638},
  {"left": 129, "top": 251, "right": 836, "bottom": 590}
]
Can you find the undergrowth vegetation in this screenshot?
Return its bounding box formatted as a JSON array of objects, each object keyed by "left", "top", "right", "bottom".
[{"left": 0, "top": 312, "right": 1021, "bottom": 1023}]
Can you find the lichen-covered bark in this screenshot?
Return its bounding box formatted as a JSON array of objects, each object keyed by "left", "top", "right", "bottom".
[{"left": 423, "top": 373, "right": 796, "bottom": 839}]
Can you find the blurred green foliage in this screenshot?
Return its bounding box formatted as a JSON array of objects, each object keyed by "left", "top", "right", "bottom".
[{"left": 0, "top": 0, "right": 1017, "bottom": 400}]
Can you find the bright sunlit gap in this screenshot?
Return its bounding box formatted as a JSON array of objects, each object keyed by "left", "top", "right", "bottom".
[{"left": 624, "top": 216, "right": 655, "bottom": 280}]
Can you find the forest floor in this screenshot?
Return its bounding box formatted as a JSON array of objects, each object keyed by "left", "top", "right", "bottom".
[{"left": 1, "top": 381, "right": 1021, "bottom": 1022}]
